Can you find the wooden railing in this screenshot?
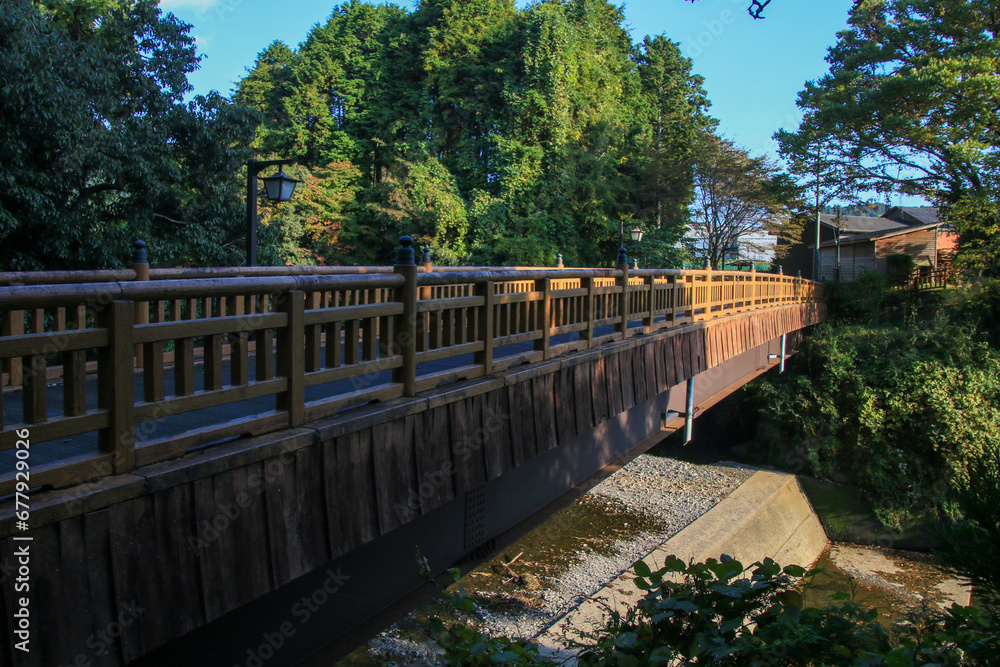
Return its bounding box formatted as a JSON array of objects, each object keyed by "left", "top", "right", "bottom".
[
  {"left": 910, "top": 268, "right": 950, "bottom": 291},
  {"left": 0, "top": 244, "right": 822, "bottom": 497}
]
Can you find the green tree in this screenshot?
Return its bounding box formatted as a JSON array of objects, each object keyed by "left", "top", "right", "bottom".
[
  {"left": 362, "top": 154, "right": 469, "bottom": 265},
  {"left": 776, "top": 0, "right": 1000, "bottom": 272},
  {"left": 632, "top": 35, "right": 712, "bottom": 232},
  {"left": 236, "top": 0, "right": 713, "bottom": 268},
  {"left": 0, "top": 0, "right": 258, "bottom": 270},
  {"left": 688, "top": 135, "right": 797, "bottom": 269},
  {"left": 233, "top": 41, "right": 295, "bottom": 151}
]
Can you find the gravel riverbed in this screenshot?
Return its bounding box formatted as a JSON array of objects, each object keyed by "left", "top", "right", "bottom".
[{"left": 356, "top": 454, "right": 758, "bottom": 665}]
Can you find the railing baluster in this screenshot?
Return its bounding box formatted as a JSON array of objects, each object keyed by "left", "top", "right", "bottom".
[
  {"left": 616, "top": 254, "right": 630, "bottom": 338},
  {"left": 256, "top": 294, "right": 275, "bottom": 382},
  {"left": 98, "top": 300, "right": 135, "bottom": 472},
  {"left": 277, "top": 290, "right": 305, "bottom": 427},
  {"left": 64, "top": 305, "right": 87, "bottom": 416},
  {"left": 204, "top": 298, "right": 224, "bottom": 391},
  {"left": 644, "top": 275, "right": 655, "bottom": 333},
  {"left": 23, "top": 354, "right": 47, "bottom": 424},
  {"left": 143, "top": 300, "right": 165, "bottom": 402},
  {"left": 305, "top": 292, "right": 322, "bottom": 372},
  {"left": 475, "top": 281, "right": 494, "bottom": 374},
  {"left": 394, "top": 238, "right": 418, "bottom": 397},
  {"left": 230, "top": 295, "right": 250, "bottom": 386},
  {"left": 534, "top": 278, "right": 551, "bottom": 359}
]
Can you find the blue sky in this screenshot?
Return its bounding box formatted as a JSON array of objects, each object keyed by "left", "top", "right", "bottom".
[{"left": 160, "top": 0, "right": 856, "bottom": 174}]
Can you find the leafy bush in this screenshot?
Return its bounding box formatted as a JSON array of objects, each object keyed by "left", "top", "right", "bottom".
[
  {"left": 430, "top": 555, "right": 998, "bottom": 666},
  {"left": 886, "top": 253, "right": 915, "bottom": 278},
  {"left": 949, "top": 278, "right": 1000, "bottom": 349},
  {"left": 935, "top": 446, "right": 1000, "bottom": 610},
  {"left": 422, "top": 566, "right": 555, "bottom": 666},
  {"left": 750, "top": 319, "right": 1000, "bottom": 528}
]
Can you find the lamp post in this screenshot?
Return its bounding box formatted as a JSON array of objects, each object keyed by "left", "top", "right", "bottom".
[
  {"left": 246, "top": 159, "right": 301, "bottom": 266},
  {"left": 618, "top": 221, "right": 644, "bottom": 265}
]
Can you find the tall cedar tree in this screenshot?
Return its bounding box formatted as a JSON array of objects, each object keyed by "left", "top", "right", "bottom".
[{"left": 236, "top": 0, "right": 712, "bottom": 267}]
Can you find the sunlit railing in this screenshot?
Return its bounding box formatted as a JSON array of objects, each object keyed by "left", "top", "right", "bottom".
[{"left": 0, "top": 241, "right": 822, "bottom": 496}]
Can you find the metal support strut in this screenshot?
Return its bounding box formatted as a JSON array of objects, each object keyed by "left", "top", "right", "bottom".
[
  {"left": 684, "top": 377, "right": 695, "bottom": 444},
  {"left": 780, "top": 333, "right": 787, "bottom": 374}
]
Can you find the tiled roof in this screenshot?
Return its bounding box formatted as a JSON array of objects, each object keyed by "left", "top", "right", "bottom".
[
  {"left": 819, "top": 214, "right": 908, "bottom": 233},
  {"left": 886, "top": 206, "right": 939, "bottom": 225},
  {"left": 819, "top": 222, "right": 942, "bottom": 247}
]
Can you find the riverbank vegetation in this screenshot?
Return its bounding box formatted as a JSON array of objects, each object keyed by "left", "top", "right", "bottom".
[{"left": 751, "top": 277, "right": 1000, "bottom": 529}]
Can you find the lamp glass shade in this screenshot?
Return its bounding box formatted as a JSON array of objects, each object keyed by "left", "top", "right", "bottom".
[
  {"left": 629, "top": 226, "right": 644, "bottom": 243},
  {"left": 261, "top": 171, "right": 301, "bottom": 202}
]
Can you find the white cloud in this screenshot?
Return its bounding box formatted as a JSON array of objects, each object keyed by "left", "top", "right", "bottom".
[{"left": 192, "top": 33, "right": 212, "bottom": 50}]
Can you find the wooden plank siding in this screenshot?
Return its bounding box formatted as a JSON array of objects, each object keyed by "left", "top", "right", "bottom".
[{"left": 820, "top": 227, "right": 940, "bottom": 282}]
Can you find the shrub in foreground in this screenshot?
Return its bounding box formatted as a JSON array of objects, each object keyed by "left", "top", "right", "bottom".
[{"left": 424, "top": 555, "right": 998, "bottom": 666}]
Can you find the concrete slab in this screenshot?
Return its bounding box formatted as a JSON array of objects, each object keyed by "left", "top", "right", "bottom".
[{"left": 537, "top": 470, "right": 828, "bottom": 653}]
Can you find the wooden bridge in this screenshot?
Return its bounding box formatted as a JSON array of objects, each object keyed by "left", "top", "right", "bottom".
[{"left": 0, "top": 239, "right": 824, "bottom": 666}]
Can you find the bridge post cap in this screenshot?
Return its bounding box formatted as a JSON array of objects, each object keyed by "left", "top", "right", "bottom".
[
  {"left": 421, "top": 246, "right": 432, "bottom": 264},
  {"left": 704, "top": 258, "right": 711, "bottom": 270},
  {"left": 396, "top": 236, "right": 416, "bottom": 266},
  {"left": 616, "top": 247, "right": 628, "bottom": 266},
  {"left": 556, "top": 252, "right": 564, "bottom": 268},
  {"left": 132, "top": 240, "right": 147, "bottom": 264},
  {"left": 778, "top": 265, "right": 783, "bottom": 275}
]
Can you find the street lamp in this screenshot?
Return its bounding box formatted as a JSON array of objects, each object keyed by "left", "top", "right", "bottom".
[
  {"left": 618, "top": 221, "right": 644, "bottom": 267},
  {"left": 619, "top": 221, "right": 644, "bottom": 248},
  {"left": 246, "top": 159, "right": 302, "bottom": 266}
]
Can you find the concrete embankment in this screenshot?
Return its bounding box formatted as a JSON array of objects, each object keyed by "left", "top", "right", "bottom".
[{"left": 538, "top": 470, "right": 829, "bottom": 651}]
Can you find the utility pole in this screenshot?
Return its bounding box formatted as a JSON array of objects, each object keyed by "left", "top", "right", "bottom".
[{"left": 813, "top": 149, "right": 821, "bottom": 280}]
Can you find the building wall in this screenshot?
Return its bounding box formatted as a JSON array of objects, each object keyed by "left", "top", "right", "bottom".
[
  {"left": 937, "top": 229, "right": 959, "bottom": 262},
  {"left": 819, "top": 241, "right": 878, "bottom": 281},
  {"left": 875, "top": 228, "right": 938, "bottom": 266}
]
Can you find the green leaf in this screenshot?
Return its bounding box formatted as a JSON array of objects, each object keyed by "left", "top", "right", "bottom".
[
  {"left": 711, "top": 584, "right": 742, "bottom": 598},
  {"left": 782, "top": 564, "right": 807, "bottom": 577}
]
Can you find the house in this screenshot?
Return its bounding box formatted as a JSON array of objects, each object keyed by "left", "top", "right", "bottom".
[
  {"left": 782, "top": 206, "right": 957, "bottom": 281},
  {"left": 681, "top": 231, "right": 777, "bottom": 268}
]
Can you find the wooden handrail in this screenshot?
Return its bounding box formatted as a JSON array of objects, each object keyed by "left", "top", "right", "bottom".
[{"left": 0, "top": 259, "right": 824, "bottom": 496}]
